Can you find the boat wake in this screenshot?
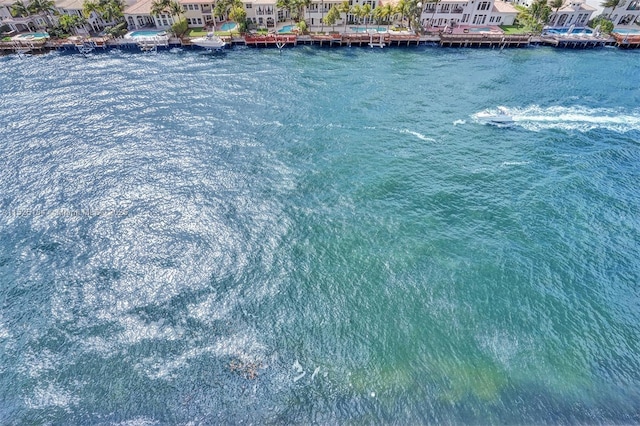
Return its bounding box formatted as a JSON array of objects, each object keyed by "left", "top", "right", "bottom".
[{"left": 472, "top": 105, "right": 640, "bottom": 132}]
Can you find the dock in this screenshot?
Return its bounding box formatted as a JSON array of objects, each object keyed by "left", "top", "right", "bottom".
[{"left": 612, "top": 33, "right": 640, "bottom": 48}]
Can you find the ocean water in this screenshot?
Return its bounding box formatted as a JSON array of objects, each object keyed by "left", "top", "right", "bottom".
[{"left": 1, "top": 46, "right": 639, "bottom": 423}]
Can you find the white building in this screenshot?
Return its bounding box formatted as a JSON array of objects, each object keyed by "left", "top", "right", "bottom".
[
  {"left": 244, "top": 0, "right": 277, "bottom": 28},
  {"left": 0, "top": 0, "right": 48, "bottom": 32},
  {"left": 547, "top": 0, "right": 596, "bottom": 27},
  {"left": 602, "top": 0, "right": 640, "bottom": 26},
  {"left": 421, "top": 0, "right": 518, "bottom": 28},
  {"left": 55, "top": 0, "right": 104, "bottom": 33}
]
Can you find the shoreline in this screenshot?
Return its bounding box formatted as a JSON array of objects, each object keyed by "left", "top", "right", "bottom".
[{"left": 2, "top": 30, "right": 640, "bottom": 56}]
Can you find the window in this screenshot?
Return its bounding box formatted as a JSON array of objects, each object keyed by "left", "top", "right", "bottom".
[
  {"left": 246, "top": 3, "right": 252, "bottom": 7},
  {"left": 477, "top": 1, "right": 489, "bottom": 10},
  {"left": 197, "top": 18, "right": 202, "bottom": 24}
]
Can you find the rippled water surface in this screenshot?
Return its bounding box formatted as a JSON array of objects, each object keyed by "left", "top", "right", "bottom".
[{"left": 1, "top": 47, "right": 639, "bottom": 423}]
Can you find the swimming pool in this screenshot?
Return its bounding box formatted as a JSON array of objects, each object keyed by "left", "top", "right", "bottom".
[
  {"left": 613, "top": 28, "right": 640, "bottom": 34},
  {"left": 350, "top": 27, "right": 388, "bottom": 33},
  {"left": 468, "top": 27, "right": 493, "bottom": 33},
  {"left": 14, "top": 32, "right": 49, "bottom": 40},
  {"left": 126, "top": 30, "right": 167, "bottom": 38},
  {"left": 220, "top": 22, "right": 237, "bottom": 31},
  {"left": 278, "top": 25, "right": 296, "bottom": 33},
  {"left": 546, "top": 27, "right": 593, "bottom": 34}
]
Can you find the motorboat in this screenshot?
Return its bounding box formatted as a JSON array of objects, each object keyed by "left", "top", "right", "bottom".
[
  {"left": 190, "top": 33, "right": 226, "bottom": 50},
  {"left": 475, "top": 107, "right": 513, "bottom": 124}
]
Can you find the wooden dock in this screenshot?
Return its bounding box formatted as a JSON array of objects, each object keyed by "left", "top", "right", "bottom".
[
  {"left": 613, "top": 33, "right": 640, "bottom": 48},
  {"left": 244, "top": 34, "right": 297, "bottom": 47},
  {"left": 540, "top": 35, "right": 609, "bottom": 48},
  {"left": 439, "top": 34, "right": 531, "bottom": 48}
]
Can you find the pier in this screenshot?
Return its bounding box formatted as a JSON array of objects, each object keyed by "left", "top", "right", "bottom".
[
  {"left": 438, "top": 33, "right": 531, "bottom": 48},
  {"left": 612, "top": 33, "right": 640, "bottom": 48}
]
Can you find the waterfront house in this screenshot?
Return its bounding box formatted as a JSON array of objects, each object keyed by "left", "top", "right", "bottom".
[
  {"left": 0, "top": 0, "right": 47, "bottom": 32},
  {"left": 181, "top": 0, "right": 215, "bottom": 28},
  {"left": 125, "top": 0, "right": 226, "bottom": 30},
  {"left": 124, "top": 0, "right": 162, "bottom": 29},
  {"left": 54, "top": 0, "right": 104, "bottom": 33},
  {"left": 602, "top": 0, "right": 640, "bottom": 26},
  {"left": 421, "top": 0, "right": 518, "bottom": 29},
  {"left": 244, "top": 0, "right": 277, "bottom": 28},
  {"left": 547, "top": 0, "right": 596, "bottom": 27}
]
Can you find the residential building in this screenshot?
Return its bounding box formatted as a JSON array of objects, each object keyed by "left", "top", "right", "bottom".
[
  {"left": 421, "top": 0, "right": 518, "bottom": 28},
  {"left": 244, "top": 0, "right": 277, "bottom": 28},
  {"left": 547, "top": 0, "right": 596, "bottom": 27},
  {"left": 602, "top": 0, "right": 640, "bottom": 25}
]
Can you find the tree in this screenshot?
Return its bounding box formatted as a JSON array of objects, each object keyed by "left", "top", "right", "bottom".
[
  {"left": 28, "top": 0, "right": 56, "bottom": 27},
  {"left": 351, "top": 4, "right": 362, "bottom": 25},
  {"left": 395, "top": 0, "right": 410, "bottom": 27},
  {"left": 406, "top": 0, "right": 422, "bottom": 31},
  {"left": 323, "top": 5, "right": 340, "bottom": 31},
  {"left": 151, "top": 0, "right": 184, "bottom": 26},
  {"left": 588, "top": 14, "right": 614, "bottom": 33},
  {"left": 360, "top": 3, "right": 371, "bottom": 30},
  {"left": 515, "top": 0, "right": 550, "bottom": 33},
  {"left": 297, "top": 18, "right": 308, "bottom": 33},
  {"left": 58, "top": 14, "right": 86, "bottom": 34},
  {"left": 298, "top": 0, "right": 311, "bottom": 22},
  {"left": 600, "top": 0, "right": 623, "bottom": 17},
  {"left": 427, "top": 0, "right": 441, "bottom": 28},
  {"left": 151, "top": 0, "right": 170, "bottom": 17},
  {"left": 229, "top": 4, "right": 246, "bottom": 31},
  {"left": 276, "top": 0, "right": 294, "bottom": 21},
  {"left": 170, "top": 17, "right": 188, "bottom": 36},
  {"left": 83, "top": 0, "right": 126, "bottom": 25},
  {"left": 338, "top": 1, "right": 350, "bottom": 32},
  {"left": 11, "top": 0, "right": 30, "bottom": 18},
  {"left": 169, "top": 0, "right": 185, "bottom": 17},
  {"left": 549, "top": 0, "right": 564, "bottom": 26}
]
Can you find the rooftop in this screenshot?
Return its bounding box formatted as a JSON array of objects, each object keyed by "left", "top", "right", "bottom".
[
  {"left": 493, "top": 0, "right": 518, "bottom": 13},
  {"left": 124, "top": 0, "right": 153, "bottom": 15}
]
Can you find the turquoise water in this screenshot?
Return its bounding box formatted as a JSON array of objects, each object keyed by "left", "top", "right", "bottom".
[
  {"left": 220, "top": 22, "right": 237, "bottom": 31},
  {"left": 1, "top": 47, "right": 640, "bottom": 423},
  {"left": 278, "top": 25, "right": 296, "bottom": 33},
  {"left": 469, "top": 27, "right": 493, "bottom": 33},
  {"left": 547, "top": 27, "right": 594, "bottom": 34},
  {"left": 128, "top": 30, "right": 166, "bottom": 37},
  {"left": 16, "top": 32, "right": 49, "bottom": 39},
  {"left": 350, "top": 26, "right": 388, "bottom": 32},
  {"left": 614, "top": 28, "right": 640, "bottom": 34}
]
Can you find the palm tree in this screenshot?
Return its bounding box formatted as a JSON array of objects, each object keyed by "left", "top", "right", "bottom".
[
  {"left": 229, "top": 4, "right": 246, "bottom": 31},
  {"left": 276, "top": 0, "right": 293, "bottom": 22},
  {"left": 549, "top": 0, "right": 564, "bottom": 26},
  {"left": 11, "top": 0, "right": 30, "bottom": 17},
  {"left": 215, "top": 0, "right": 242, "bottom": 24},
  {"left": 395, "top": 0, "right": 409, "bottom": 27},
  {"left": 323, "top": 5, "right": 340, "bottom": 31},
  {"left": 428, "top": 0, "right": 441, "bottom": 28},
  {"left": 600, "top": 0, "right": 623, "bottom": 18},
  {"left": 28, "top": 0, "right": 56, "bottom": 27},
  {"left": 83, "top": 0, "right": 125, "bottom": 26},
  {"left": 338, "top": 0, "right": 350, "bottom": 32},
  {"left": 151, "top": 0, "right": 170, "bottom": 17},
  {"left": 351, "top": 4, "right": 362, "bottom": 25},
  {"left": 102, "top": 0, "right": 125, "bottom": 23},
  {"left": 169, "top": 0, "right": 185, "bottom": 17},
  {"left": 59, "top": 14, "right": 86, "bottom": 34},
  {"left": 298, "top": 0, "right": 311, "bottom": 22},
  {"left": 360, "top": 3, "right": 371, "bottom": 30},
  {"left": 381, "top": 3, "right": 393, "bottom": 29}
]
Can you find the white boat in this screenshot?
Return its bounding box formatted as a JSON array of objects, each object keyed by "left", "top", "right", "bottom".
[
  {"left": 475, "top": 107, "right": 513, "bottom": 124},
  {"left": 191, "top": 33, "right": 226, "bottom": 50}
]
